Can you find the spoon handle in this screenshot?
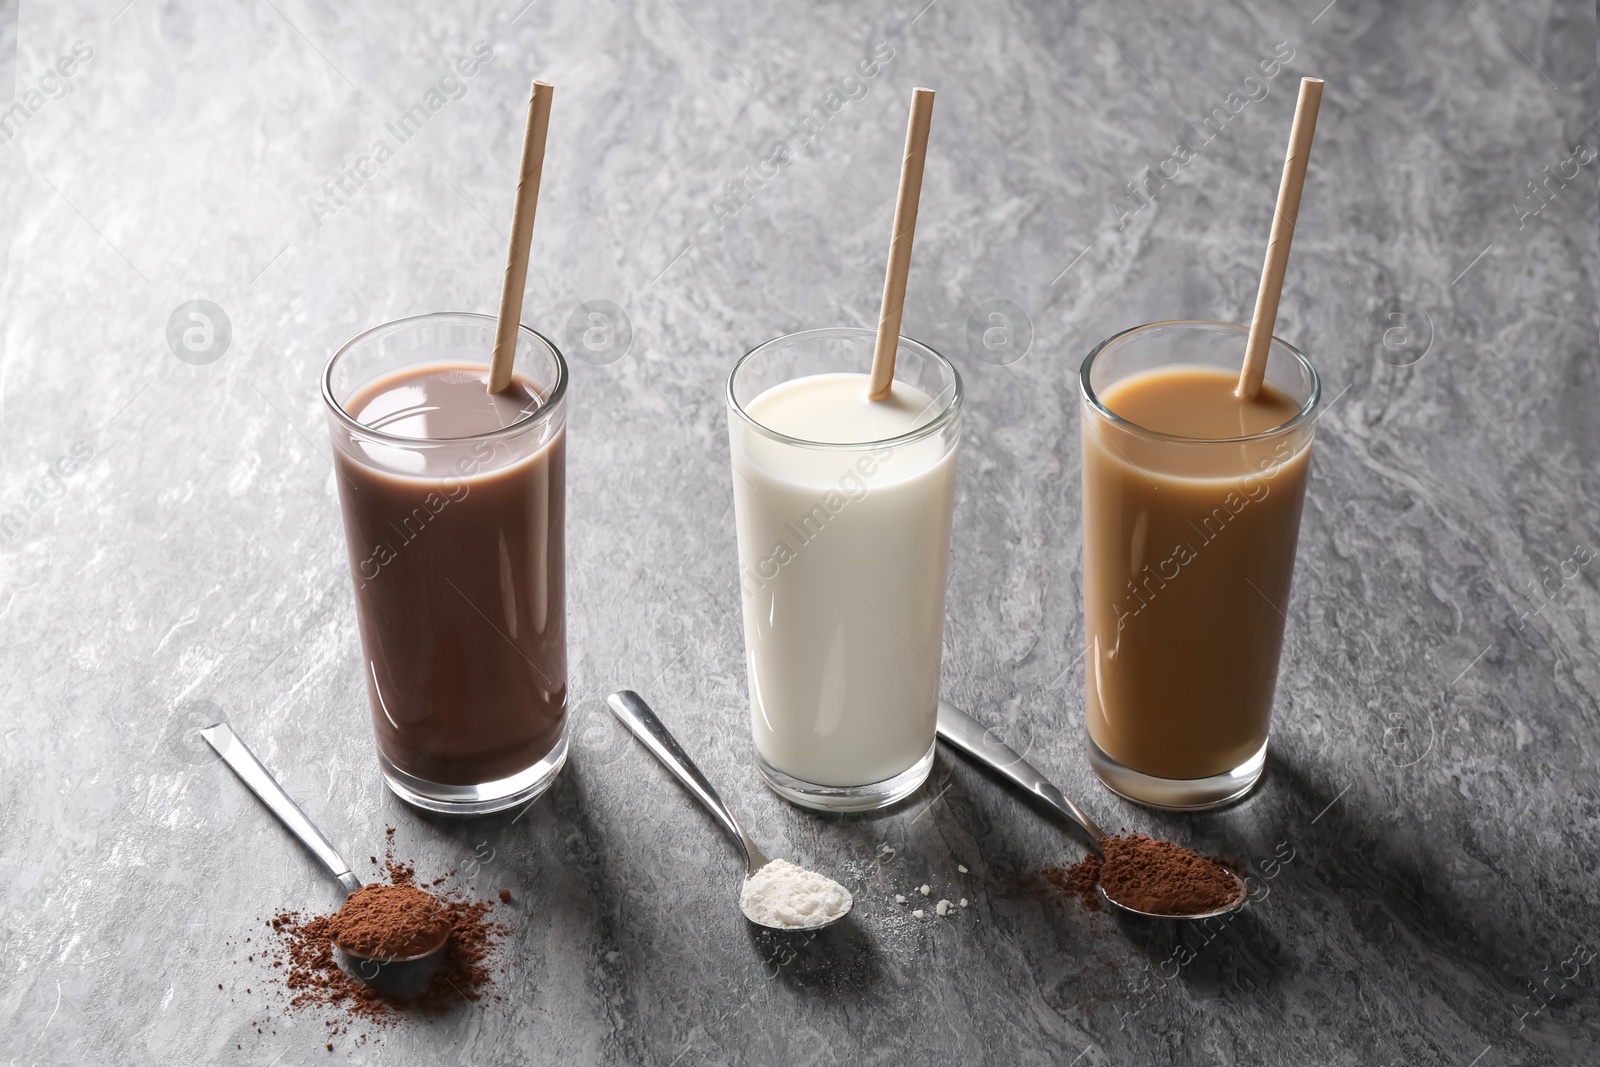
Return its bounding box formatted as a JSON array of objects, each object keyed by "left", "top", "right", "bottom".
[
  {"left": 201, "top": 723, "right": 364, "bottom": 896},
  {"left": 605, "top": 691, "right": 769, "bottom": 870},
  {"left": 936, "top": 701, "right": 1108, "bottom": 853}
]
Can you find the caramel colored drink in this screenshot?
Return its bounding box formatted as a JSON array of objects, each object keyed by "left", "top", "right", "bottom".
[{"left": 1079, "top": 321, "right": 1320, "bottom": 809}]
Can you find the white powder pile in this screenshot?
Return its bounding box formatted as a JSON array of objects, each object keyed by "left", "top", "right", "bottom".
[{"left": 740, "top": 859, "right": 853, "bottom": 929}]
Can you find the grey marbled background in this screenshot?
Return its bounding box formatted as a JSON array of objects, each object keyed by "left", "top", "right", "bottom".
[{"left": 1, "top": 0, "right": 1597, "bottom": 1063}]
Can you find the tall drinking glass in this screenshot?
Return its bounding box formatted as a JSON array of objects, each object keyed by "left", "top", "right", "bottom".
[
  {"left": 323, "top": 311, "right": 568, "bottom": 814},
  {"left": 727, "top": 327, "right": 963, "bottom": 812},
  {"left": 1079, "top": 320, "right": 1320, "bottom": 809}
]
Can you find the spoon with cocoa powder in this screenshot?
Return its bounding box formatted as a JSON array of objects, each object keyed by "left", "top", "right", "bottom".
[
  {"left": 201, "top": 723, "right": 451, "bottom": 972},
  {"left": 936, "top": 703, "right": 1246, "bottom": 920}
]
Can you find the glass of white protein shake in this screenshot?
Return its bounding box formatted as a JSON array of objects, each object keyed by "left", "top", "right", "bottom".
[{"left": 726, "top": 327, "right": 963, "bottom": 811}]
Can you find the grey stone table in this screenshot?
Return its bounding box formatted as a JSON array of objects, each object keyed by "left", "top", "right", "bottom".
[{"left": 2, "top": 0, "right": 1596, "bottom": 1063}]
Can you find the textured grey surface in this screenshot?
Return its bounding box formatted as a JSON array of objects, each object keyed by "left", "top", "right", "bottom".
[{"left": 2, "top": 0, "right": 1598, "bottom": 1063}]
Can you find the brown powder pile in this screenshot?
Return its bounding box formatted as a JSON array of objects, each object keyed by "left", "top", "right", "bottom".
[
  {"left": 1050, "top": 834, "right": 1240, "bottom": 916},
  {"left": 246, "top": 836, "right": 507, "bottom": 1035},
  {"left": 271, "top": 892, "right": 500, "bottom": 1020},
  {"left": 1043, "top": 854, "right": 1103, "bottom": 911},
  {"left": 330, "top": 884, "right": 451, "bottom": 959}
]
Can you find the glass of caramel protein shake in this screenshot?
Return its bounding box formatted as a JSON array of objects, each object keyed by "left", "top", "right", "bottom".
[{"left": 1078, "top": 320, "right": 1320, "bottom": 809}]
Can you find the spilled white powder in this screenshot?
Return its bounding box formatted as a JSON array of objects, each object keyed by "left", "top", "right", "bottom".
[
  {"left": 740, "top": 859, "right": 853, "bottom": 929},
  {"left": 912, "top": 909, "right": 926, "bottom": 919},
  {"left": 935, "top": 899, "right": 952, "bottom": 917}
]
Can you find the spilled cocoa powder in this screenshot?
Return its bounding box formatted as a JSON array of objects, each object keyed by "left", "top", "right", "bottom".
[
  {"left": 1042, "top": 857, "right": 1102, "bottom": 911},
  {"left": 238, "top": 829, "right": 508, "bottom": 1039},
  {"left": 1047, "top": 834, "right": 1240, "bottom": 916}
]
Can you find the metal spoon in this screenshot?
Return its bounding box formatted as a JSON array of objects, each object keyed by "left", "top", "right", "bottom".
[
  {"left": 935, "top": 702, "right": 1246, "bottom": 921},
  {"left": 604, "top": 690, "right": 852, "bottom": 931},
  {"left": 200, "top": 723, "right": 451, "bottom": 973}
]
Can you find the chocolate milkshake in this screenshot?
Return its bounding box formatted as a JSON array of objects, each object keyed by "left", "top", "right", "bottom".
[{"left": 324, "top": 313, "right": 569, "bottom": 814}]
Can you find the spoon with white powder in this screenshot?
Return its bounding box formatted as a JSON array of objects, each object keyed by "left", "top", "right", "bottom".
[{"left": 606, "top": 690, "right": 853, "bottom": 931}]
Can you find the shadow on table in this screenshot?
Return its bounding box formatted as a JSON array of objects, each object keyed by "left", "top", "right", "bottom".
[
  {"left": 879, "top": 743, "right": 1503, "bottom": 1003},
  {"left": 401, "top": 765, "right": 610, "bottom": 930},
  {"left": 1268, "top": 748, "right": 1561, "bottom": 967},
  {"left": 403, "top": 761, "right": 893, "bottom": 999},
  {"left": 743, "top": 916, "right": 884, "bottom": 997},
  {"left": 1126, "top": 746, "right": 1576, "bottom": 1019}
]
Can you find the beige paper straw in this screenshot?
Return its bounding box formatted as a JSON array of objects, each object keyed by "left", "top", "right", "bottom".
[
  {"left": 1237, "top": 77, "right": 1323, "bottom": 400},
  {"left": 488, "top": 80, "right": 555, "bottom": 395},
  {"left": 868, "top": 88, "right": 936, "bottom": 402}
]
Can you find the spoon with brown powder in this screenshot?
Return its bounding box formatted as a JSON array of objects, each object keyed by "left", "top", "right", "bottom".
[
  {"left": 935, "top": 703, "right": 1246, "bottom": 920},
  {"left": 200, "top": 723, "right": 452, "bottom": 972}
]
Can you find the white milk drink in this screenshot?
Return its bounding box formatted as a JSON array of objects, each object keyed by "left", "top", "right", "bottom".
[{"left": 730, "top": 372, "right": 958, "bottom": 790}]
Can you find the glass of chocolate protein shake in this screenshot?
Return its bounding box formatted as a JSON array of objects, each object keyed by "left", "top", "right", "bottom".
[{"left": 322, "top": 312, "right": 568, "bottom": 814}]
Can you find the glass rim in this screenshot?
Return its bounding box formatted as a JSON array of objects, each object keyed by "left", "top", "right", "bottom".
[
  {"left": 321, "top": 311, "right": 569, "bottom": 446},
  {"left": 1079, "top": 319, "right": 1321, "bottom": 445},
  {"left": 726, "top": 326, "right": 964, "bottom": 451}
]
